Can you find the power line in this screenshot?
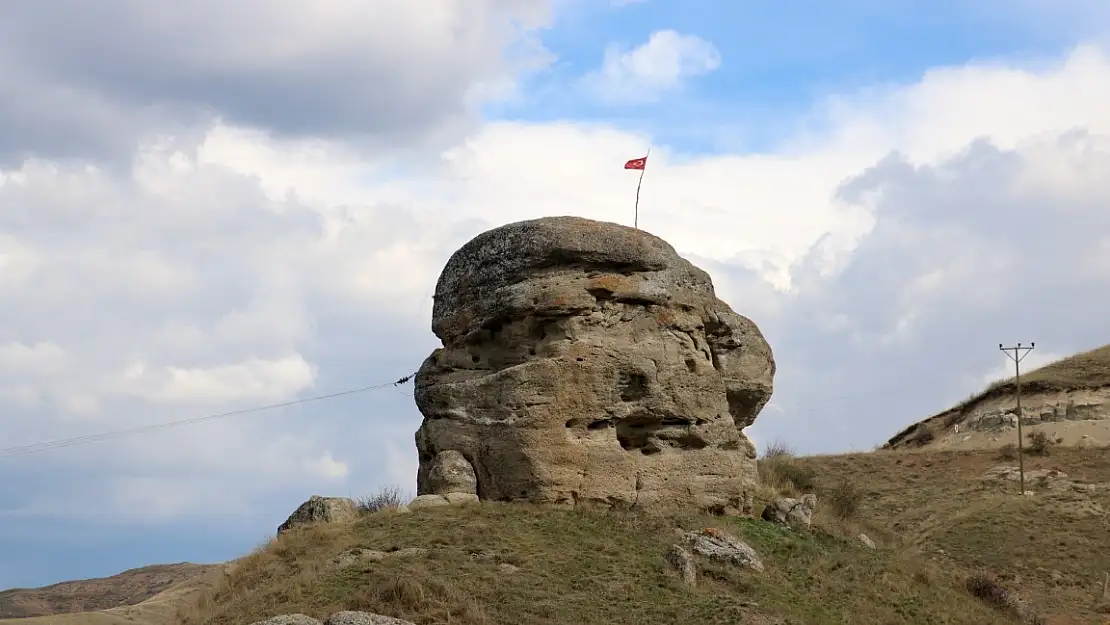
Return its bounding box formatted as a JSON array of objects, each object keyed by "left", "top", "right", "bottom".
[{"left": 0, "top": 373, "right": 415, "bottom": 458}]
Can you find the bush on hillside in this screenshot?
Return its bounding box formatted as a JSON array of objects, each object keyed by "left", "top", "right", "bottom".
[
  {"left": 996, "top": 444, "right": 1017, "bottom": 461},
  {"left": 966, "top": 572, "right": 1046, "bottom": 624},
  {"left": 909, "top": 426, "right": 935, "bottom": 447},
  {"left": 758, "top": 453, "right": 817, "bottom": 494},
  {"left": 827, "top": 479, "right": 862, "bottom": 520},
  {"left": 1027, "top": 431, "right": 1052, "bottom": 456},
  {"left": 356, "top": 486, "right": 408, "bottom": 514},
  {"left": 761, "top": 439, "right": 794, "bottom": 459}
]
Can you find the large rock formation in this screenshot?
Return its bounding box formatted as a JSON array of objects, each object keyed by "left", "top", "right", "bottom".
[{"left": 413, "top": 216, "right": 775, "bottom": 514}]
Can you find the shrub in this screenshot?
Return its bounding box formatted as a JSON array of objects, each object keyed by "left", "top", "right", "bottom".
[
  {"left": 996, "top": 443, "right": 1017, "bottom": 461},
  {"left": 761, "top": 439, "right": 794, "bottom": 459},
  {"left": 1027, "top": 431, "right": 1052, "bottom": 456},
  {"left": 966, "top": 572, "right": 1045, "bottom": 624},
  {"left": 356, "top": 486, "right": 408, "bottom": 514},
  {"left": 759, "top": 456, "right": 817, "bottom": 493},
  {"left": 909, "top": 426, "right": 935, "bottom": 447},
  {"left": 827, "top": 479, "right": 862, "bottom": 520}
]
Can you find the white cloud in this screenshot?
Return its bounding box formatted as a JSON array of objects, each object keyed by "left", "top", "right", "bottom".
[
  {"left": 0, "top": 341, "right": 67, "bottom": 377},
  {"left": 113, "top": 355, "right": 316, "bottom": 405},
  {"left": 584, "top": 30, "right": 721, "bottom": 103}
]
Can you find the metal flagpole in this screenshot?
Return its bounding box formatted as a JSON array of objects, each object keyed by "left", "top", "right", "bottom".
[{"left": 634, "top": 148, "right": 650, "bottom": 229}]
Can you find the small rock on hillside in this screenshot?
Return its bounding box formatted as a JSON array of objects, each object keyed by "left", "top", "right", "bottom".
[
  {"left": 681, "top": 527, "right": 764, "bottom": 572},
  {"left": 248, "top": 613, "right": 415, "bottom": 625},
  {"left": 276, "top": 495, "right": 358, "bottom": 535},
  {"left": 761, "top": 494, "right": 817, "bottom": 529}
]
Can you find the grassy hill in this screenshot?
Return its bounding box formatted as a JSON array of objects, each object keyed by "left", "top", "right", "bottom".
[
  {"left": 887, "top": 343, "right": 1110, "bottom": 450},
  {"left": 7, "top": 444, "right": 1109, "bottom": 625},
  {"left": 0, "top": 563, "right": 217, "bottom": 620}
]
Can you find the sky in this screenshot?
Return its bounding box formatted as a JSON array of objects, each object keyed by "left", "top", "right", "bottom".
[{"left": 1, "top": 0, "right": 1109, "bottom": 589}]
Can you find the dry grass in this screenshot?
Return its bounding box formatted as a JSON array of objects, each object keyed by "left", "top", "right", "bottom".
[
  {"left": 355, "top": 486, "right": 408, "bottom": 514},
  {"left": 757, "top": 444, "right": 816, "bottom": 496},
  {"left": 19, "top": 445, "right": 1110, "bottom": 625},
  {"left": 177, "top": 498, "right": 1014, "bottom": 625},
  {"left": 996, "top": 444, "right": 1018, "bottom": 461},
  {"left": 795, "top": 445, "right": 1110, "bottom": 623}
]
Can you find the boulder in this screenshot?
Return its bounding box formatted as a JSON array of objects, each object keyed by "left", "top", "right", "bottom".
[
  {"left": 425, "top": 450, "right": 478, "bottom": 495},
  {"left": 413, "top": 216, "right": 775, "bottom": 513},
  {"left": 408, "top": 494, "right": 451, "bottom": 510},
  {"left": 681, "top": 527, "right": 764, "bottom": 572},
  {"left": 324, "top": 612, "right": 415, "bottom": 625},
  {"left": 277, "top": 496, "right": 358, "bottom": 535},
  {"left": 761, "top": 493, "right": 817, "bottom": 529},
  {"left": 248, "top": 616, "right": 322, "bottom": 625},
  {"left": 443, "top": 492, "right": 480, "bottom": 506}
]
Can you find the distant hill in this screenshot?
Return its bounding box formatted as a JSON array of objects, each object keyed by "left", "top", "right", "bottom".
[
  {"left": 0, "top": 563, "right": 218, "bottom": 621},
  {"left": 886, "top": 343, "right": 1110, "bottom": 451}
]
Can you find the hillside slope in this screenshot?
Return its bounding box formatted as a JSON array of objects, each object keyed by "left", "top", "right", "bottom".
[
  {"left": 177, "top": 501, "right": 1014, "bottom": 625},
  {"left": 0, "top": 563, "right": 218, "bottom": 619},
  {"left": 8, "top": 445, "right": 1108, "bottom": 624},
  {"left": 887, "top": 344, "right": 1110, "bottom": 451},
  {"left": 796, "top": 446, "right": 1110, "bottom": 624}
]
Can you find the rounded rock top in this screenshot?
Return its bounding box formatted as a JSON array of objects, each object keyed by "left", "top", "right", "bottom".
[{"left": 431, "top": 216, "right": 714, "bottom": 342}]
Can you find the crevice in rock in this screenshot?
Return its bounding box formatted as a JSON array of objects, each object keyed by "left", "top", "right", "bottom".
[
  {"left": 587, "top": 287, "right": 662, "bottom": 307},
  {"left": 615, "top": 413, "right": 701, "bottom": 455}
]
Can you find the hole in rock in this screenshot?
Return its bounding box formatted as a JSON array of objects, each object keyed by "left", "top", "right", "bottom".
[
  {"left": 618, "top": 371, "right": 649, "bottom": 402},
  {"left": 471, "top": 354, "right": 481, "bottom": 364},
  {"left": 576, "top": 357, "right": 585, "bottom": 362},
  {"left": 684, "top": 358, "right": 698, "bottom": 373},
  {"left": 587, "top": 419, "right": 612, "bottom": 430}
]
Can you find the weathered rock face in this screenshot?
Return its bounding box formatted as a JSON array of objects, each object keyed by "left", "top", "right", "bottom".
[{"left": 413, "top": 216, "right": 775, "bottom": 514}]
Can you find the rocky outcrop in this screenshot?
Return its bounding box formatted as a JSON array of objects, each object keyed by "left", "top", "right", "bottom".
[
  {"left": 413, "top": 216, "right": 775, "bottom": 514},
  {"left": 276, "top": 496, "right": 358, "bottom": 535},
  {"left": 959, "top": 388, "right": 1110, "bottom": 431}
]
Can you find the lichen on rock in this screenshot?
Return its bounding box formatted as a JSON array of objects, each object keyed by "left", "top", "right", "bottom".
[{"left": 413, "top": 216, "right": 775, "bottom": 514}]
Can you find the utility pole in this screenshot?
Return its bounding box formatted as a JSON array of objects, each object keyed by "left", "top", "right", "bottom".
[{"left": 999, "top": 342, "right": 1035, "bottom": 495}]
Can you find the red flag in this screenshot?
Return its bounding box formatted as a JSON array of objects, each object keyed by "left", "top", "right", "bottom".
[{"left": 624, "top": 156, "right": 647, "bottom": 170}]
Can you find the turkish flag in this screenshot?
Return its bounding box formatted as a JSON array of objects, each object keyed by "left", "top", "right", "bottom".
[{"left": 624, "top": 156, "right": 647, "bottom": 170}]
